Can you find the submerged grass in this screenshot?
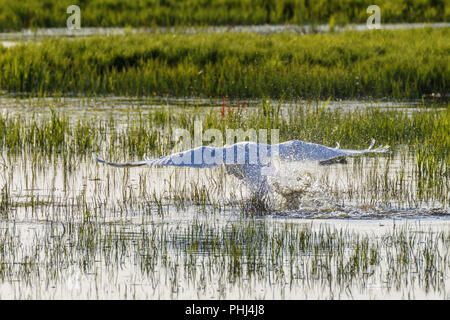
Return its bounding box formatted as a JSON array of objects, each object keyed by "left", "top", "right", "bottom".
[
  {"left": 0, "top": 98, "right": 448, "bottom": 298},
  {"left": 1, "top": 100, "right": 447, "bottom": 157},
  {"left": 0, "top": 0, "right": 448, "bottom": 31},
  {"left": 0, "top": 100, "right": 448, "bottom": 209},
  {"left": 1, "top": 28, "right": 448, "bottom": 99}
]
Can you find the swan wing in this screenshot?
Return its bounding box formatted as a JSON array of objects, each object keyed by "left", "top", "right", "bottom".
[
  {"left": 95, "top": 143, "right": 266, "bottom": 168},
  {"left": 96, "top": 139, "right": 389, "bottom": 168},
  {"left": 276, "top": 139, "right": 389, "bottom": 162}
]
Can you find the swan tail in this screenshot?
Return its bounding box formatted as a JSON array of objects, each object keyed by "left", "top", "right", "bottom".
[{"left": 367, "top": 138, "right": 390, "bottom": 153}]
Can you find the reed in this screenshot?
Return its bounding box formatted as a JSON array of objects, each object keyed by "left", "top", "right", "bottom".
[
  {"left": 1, "top": 28, "right": 448, "bottom": 99},
  {"left": 0, "top": 99, "right": 447, "bottom": 211},
  {"left": 0, "top": 216, "right": 448, "bottom": 299},
  {"left": 0, "top": 0, "right": 447, "bottom": 31}
]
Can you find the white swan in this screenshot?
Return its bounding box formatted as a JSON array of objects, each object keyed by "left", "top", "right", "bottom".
[{"left": 96, "top": 139, "right": 389, "bottom": 194}]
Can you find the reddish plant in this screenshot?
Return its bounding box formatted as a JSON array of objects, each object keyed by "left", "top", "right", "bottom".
[
  {"left": 221, "top": 96, "right": 225, "bottom": 117},
  {"left": 220, "top": 97, "right": 247, "bottom": 118}
]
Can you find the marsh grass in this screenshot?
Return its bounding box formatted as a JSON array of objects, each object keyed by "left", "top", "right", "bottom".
[
  {"left": 0, "top": 100, "right": 448, "bottom": 210},
  {"left": 4, "top": 100, "right": 448, "bottom": 157},
  {"left": 0, "top": 215, "right": 448, "bottom": 299},
  {"left": 1, "top": 28, "right": 448, "bottom": 99},
  {"left": 0, "top": 0, "right": 447, "bottom": 31},
  {"left": 0, "top": 98, "right": 448, "bottom": 298}
]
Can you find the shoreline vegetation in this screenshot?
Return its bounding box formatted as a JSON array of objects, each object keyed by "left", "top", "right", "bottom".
[
  {"left": 0, "top": 0, "right": 448, "bottom": 31},
  {"left": 0, "top": 28, "right": 449, "bottom": 99}
]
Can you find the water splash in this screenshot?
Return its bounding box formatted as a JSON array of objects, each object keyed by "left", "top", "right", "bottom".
[{"left": 266, "top": 160, "right": 335, "bottom": 211}]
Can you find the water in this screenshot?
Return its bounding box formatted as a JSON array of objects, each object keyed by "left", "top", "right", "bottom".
[
  {"left": 1, "top": 23, "right": 450, "bottom": 42},
  {"left": 0, "top": 216, "right": 448, "bottom": 299},
  {"left": 0, "top": 96, "right": 439, "bottom": 120},
  {"left": 1, "top": 97, "right": 448, "bottom": 216},
  {"left": 0, "top": 97, "right": 448, "bottom": 299}
]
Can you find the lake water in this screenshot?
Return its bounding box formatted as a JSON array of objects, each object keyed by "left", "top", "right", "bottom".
[{"left": 0, "top": 97, "right": 448, "bottom": 299}]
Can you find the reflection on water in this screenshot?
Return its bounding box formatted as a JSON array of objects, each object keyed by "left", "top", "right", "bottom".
[
  {"left": 0, "top": 97, "right": 448, "bottom": 218},
  {"left": 3, "top": 146, "right": 447, "bottom": 223},
  {"left": 0, "top": 216, "right": 448, "bottom": 299},
  {"left": 0, "top": 95, "right": 438, "bottom": 120}
]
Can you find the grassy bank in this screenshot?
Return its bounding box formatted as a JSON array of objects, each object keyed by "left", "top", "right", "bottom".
[
  {"left": 0, "top": 100, "right": 448, "bottom": 206},
  {"left": 1, "top": 28, "right": 449, "bottom": 99},
  {"left": 0, "top": 0, "right": 448, "bottom": 31}
]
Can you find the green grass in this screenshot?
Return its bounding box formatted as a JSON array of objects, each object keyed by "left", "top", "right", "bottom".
[
  {"left": 0, "top": 98, "right": 448, "bottom": 298},
  {"left": 0, "top": 217, "right": 448, "bottom": 298},
  {"left": 0, "top": 100, "right": 447, "bottom": 207},
  {"left": 1, "top": 28, "right": 448, "bottom": 99},
  {"left": 1, "top": 101, "right": 448, "bottom": 158},
  {"left": 0, "top": 0, "right": 448, "bottom": 31}
]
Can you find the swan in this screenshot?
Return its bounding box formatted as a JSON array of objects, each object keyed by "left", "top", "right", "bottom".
[{"left": 96, "top": 139, "right": 389, "bottom": 194}]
